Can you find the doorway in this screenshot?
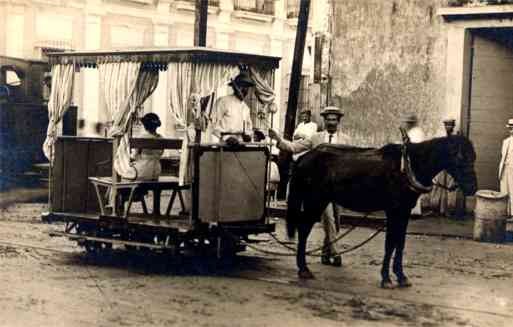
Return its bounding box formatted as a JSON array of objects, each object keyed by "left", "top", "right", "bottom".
[{"left": 468, "top": 27, "right": 513, "bottom": 190}]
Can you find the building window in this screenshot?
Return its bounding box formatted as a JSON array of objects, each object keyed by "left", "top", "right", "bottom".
[
  {"left": 287, "top": 0, "right": 299, "bottom": 18},
  {"left": 234, "top": 0, "right": 275, "bottom": 15}
]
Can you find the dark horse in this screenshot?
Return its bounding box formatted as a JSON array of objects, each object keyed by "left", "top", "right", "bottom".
[{"left": 287, "top": 134, "right": 477, "bottom": 288}]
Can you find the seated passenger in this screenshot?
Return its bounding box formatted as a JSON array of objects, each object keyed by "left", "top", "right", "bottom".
[{"left": 132, "top": 113, "right": 164, "bottom": 181}]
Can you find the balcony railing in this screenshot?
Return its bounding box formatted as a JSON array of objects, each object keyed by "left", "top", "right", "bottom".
[
  {"left": 179, "top": 0, "right": 220, "bottom": 6},
  {"left": 234, "top": 0, "right": 275, "bottom": 16}
]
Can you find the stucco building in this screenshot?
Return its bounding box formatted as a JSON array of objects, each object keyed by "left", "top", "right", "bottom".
[
  {"left": 0, "top": 0, "right": 330, "bottom": 136},
  {"left": 330, "top": 0, "right": 513, "bottom": 192}
]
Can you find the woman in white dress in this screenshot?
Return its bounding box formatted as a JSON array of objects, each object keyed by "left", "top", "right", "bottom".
[{"left": 132, "top": 113, "right": 164, "bottom": 181}]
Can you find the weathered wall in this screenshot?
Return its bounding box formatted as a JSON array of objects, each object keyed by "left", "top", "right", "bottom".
[{"left": 331, "top": 0, "right": 449, "bottom": 146}]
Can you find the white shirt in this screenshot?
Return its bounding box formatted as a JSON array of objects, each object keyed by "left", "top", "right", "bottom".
[
  {"left": 407, "top": 126, "right": 425, "bottom": 143},
  {"left": 323, "top": 131, "right": 346, "bottom": 144},
  {"left": 292, "top": 121, "right": 318, "bottom": 161},
  {"left": 213, "top": 94, "right": 253, "bottom": 140},
  {"left": 293, "top": 121, "right": 318, "bottom": 140}
]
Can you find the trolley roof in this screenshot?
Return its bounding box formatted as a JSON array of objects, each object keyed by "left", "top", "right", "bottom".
[{"left": 46, "top": 47, "right": 281, "bottom": 70}]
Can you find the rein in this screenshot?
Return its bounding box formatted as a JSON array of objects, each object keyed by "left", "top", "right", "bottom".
[
  {"left": 433, "top": 181, "right": 458, "bottom": 192},
  {"left": 399, "top": 128, "right": 433, "bottom": 194}
]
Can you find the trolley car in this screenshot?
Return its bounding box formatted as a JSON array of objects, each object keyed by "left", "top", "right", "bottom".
[{"left": 43, "top": 47, "right": 280, "bottom": 258}]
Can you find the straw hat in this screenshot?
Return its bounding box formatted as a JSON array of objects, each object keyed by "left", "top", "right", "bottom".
[
  {"left": 320, "top": 106, "right": 344, "bottom": 117},
  {"left": 443, "top": 118, "right": 456, "bottom": 127},
  {"left": 506, "top": 118, "right": 513, "bottom": 127},
  {"left": 229, "top": 71, "right": 255, "bottom": 87}
]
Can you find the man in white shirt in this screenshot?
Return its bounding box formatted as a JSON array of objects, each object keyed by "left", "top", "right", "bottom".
[
  {"left": 213, "top": 71, "right": 255, "bottom": 144},
  {"left": 402, "top": 113, "right": 425, "bottom": 216},
  {"left": 269, "top": 106, "right": 351, "bottom": 267},
  {"left": 499, "top": 118, "right": 513, "bottom": 217},
  {"left": 292, "top": 109, "right": 318, "bottom": 161}
]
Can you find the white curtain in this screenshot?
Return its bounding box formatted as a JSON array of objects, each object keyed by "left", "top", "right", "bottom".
[
  {"left": 168, "top": 62, "right": 193, "bottom": 130},
  {"left": 250, "top": 67, "right": 277, "bottom": 129},
  {"left": 99, "top": 62, "right": 158, "bottom": 179},
  {"left": 173, "top": 62, "right": 239, "bottom": 185},
  {"left": 250, "top": 66, "right": 275, "bottom": 106},
  {"left": 43, "top": 63, "right": 75, "bottom": 162},
  {"left": 114, "top": 69, "right": 159, "bottom": 179}
]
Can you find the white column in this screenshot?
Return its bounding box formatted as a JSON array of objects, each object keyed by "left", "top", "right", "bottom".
[
  {"left": 271, "top": 0, "right": 286, "bottom": 130},
  {"left": 82, "top": 14, "right": 102, "bottom": 136},
  {"left": 445, "top": 26, "right": 472, "bottom": 134},
  {"left": 152, "top": 23, "right": 170, "bottom": 136},
  {"left": 216, "top": 0, "right": 234, "bottom": 49},
  {"left": 5, "top": 6, "right": 24, "bottom": 58},
  {"left": 0, "top": 4, "right": 6, "bottom": 55}
]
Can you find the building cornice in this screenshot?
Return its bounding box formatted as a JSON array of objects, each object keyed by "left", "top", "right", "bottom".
[
  {"left": 437, "top": 4, "right": 513, "bottom": 21},
  {"left": 232, "top": 10, "right": 274, "bottom": 23}
]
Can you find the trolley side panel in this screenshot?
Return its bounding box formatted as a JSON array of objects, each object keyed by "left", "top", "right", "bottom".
[
  {"left": 199, "top": 148, "right": 267, "bottom": 223},
  {"left": 63, "top": 139, "right": 89, "bottom": 212},
  {"left": 52, "top": 139, "right": 65, "bottom": 211},
  {"left": 51, "top": 137, "right": 112, "bottom": 214},
  {"left": 85, "top": 140, "right": 112, "bottom": 213}
]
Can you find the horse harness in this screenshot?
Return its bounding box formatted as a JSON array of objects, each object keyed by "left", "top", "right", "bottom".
[{"left": 399, "top": 127, "right": 433, "bottom": 195}]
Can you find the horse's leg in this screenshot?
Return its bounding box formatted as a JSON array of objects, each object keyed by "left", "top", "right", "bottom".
[
  {"left": 381, "top": 214, "right": 397, "bottom": 289},
  {"left": 392, "top": 212, "right": 412, "bottom": 287},
  {"left": 297, "top": 219, "right": 315, "bottom": 279}
]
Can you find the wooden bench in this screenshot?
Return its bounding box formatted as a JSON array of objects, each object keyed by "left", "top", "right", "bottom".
[{"left": 89, "top": 137, "right": 189, "bottom": 218}]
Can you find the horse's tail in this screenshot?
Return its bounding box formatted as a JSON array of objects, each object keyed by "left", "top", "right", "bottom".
[{"left": 286, "top": 174, "right": 302, "bottom": 239}]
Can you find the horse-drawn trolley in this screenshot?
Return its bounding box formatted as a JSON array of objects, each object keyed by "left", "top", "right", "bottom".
[{"left": 42, "top": 47, "right": 281, "bottom": 259}]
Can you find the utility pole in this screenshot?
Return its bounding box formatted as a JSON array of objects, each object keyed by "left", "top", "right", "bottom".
[
  {"left": 277, "top": 0, "right": 311, "bottom": 200},
  {"left": 283, "top": 0, "right": 311, "bottom": 140},
  {"left": 194, "top": 0, "right": 208, "bottom": 46}
]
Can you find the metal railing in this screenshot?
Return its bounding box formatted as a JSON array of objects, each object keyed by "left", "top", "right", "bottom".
[
  {"left": 179, "top": 0, "right": 220, "bottom": 7},
  {"left": 234, "top": 0, "right": 275, "bottom": 15}
]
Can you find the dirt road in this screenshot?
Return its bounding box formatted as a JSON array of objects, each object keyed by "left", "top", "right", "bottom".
[{"left": 1, "top": 203, "right": 512, "bottom": 327}]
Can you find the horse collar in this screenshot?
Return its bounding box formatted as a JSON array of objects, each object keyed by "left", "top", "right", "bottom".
[{"left": 401, "top": 144, "right": 433, "bottom": 194}]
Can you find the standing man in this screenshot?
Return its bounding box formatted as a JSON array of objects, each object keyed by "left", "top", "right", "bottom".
[
  {"left": 213, "top": 70, "right": 255, "bottom": 144},
  {"left": 430, "top": 119, "right": 458, "bottom": 216},
  {"left": 269, "top": 106, "right": 350, "bottom": 267},
  {"left": 402, "top": 113, "right": 425, "bottom": 216},
  {"left": 499, "top": 118, "right": 513, "bottom": 218},
  {"left": 292, "top": 109, "right": 318, "bottom": 161}
]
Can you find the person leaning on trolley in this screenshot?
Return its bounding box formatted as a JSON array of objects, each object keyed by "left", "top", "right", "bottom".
[
  {"left": 212, "top": 70, "right": 255, "bottom": 145},
  {"left": 268, "top": 106, "right": 351, "bottom": 267}
]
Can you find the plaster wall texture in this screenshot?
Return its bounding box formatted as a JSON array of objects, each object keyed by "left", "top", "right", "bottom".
[{"left": 331, "top": 0, "right": 449, "bottom": 146}]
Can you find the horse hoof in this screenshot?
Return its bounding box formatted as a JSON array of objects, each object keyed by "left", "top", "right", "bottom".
[
  {"left": 331, "top": 255, "right": 342, "bottom": 267},
  {"left": 298, "top": 269, "right": 315, "bottom": 279},
  {"left": 321, "top": 256, "right": 331, "bottom": 266},
  {"left": 397, "top": 277, "right": 412, "bottom": 288},
  {"left": 380, "top": 280, "right": 395, "bottom": 289}
]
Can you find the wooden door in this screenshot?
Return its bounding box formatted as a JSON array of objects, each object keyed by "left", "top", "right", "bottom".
[{"left": 469, "top": 31, "right": 513, "bottom": 190}]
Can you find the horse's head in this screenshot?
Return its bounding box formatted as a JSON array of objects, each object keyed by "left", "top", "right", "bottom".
[{"left": 443, "top": 135, "right": 477, "bottom": 196}]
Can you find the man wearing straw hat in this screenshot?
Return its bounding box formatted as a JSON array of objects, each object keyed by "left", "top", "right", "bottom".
[
  {"left": 430, "top": 118, "right": 459, "bottom": 216},
  {"left": 499, "top": 118, "right": 513, "bottom": 217},
  {"left": 212, "top": 70, "right": 255, "bottom": 144},
  {"left": 269, "top": 106, "right": 350, "bottom": 267}
]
